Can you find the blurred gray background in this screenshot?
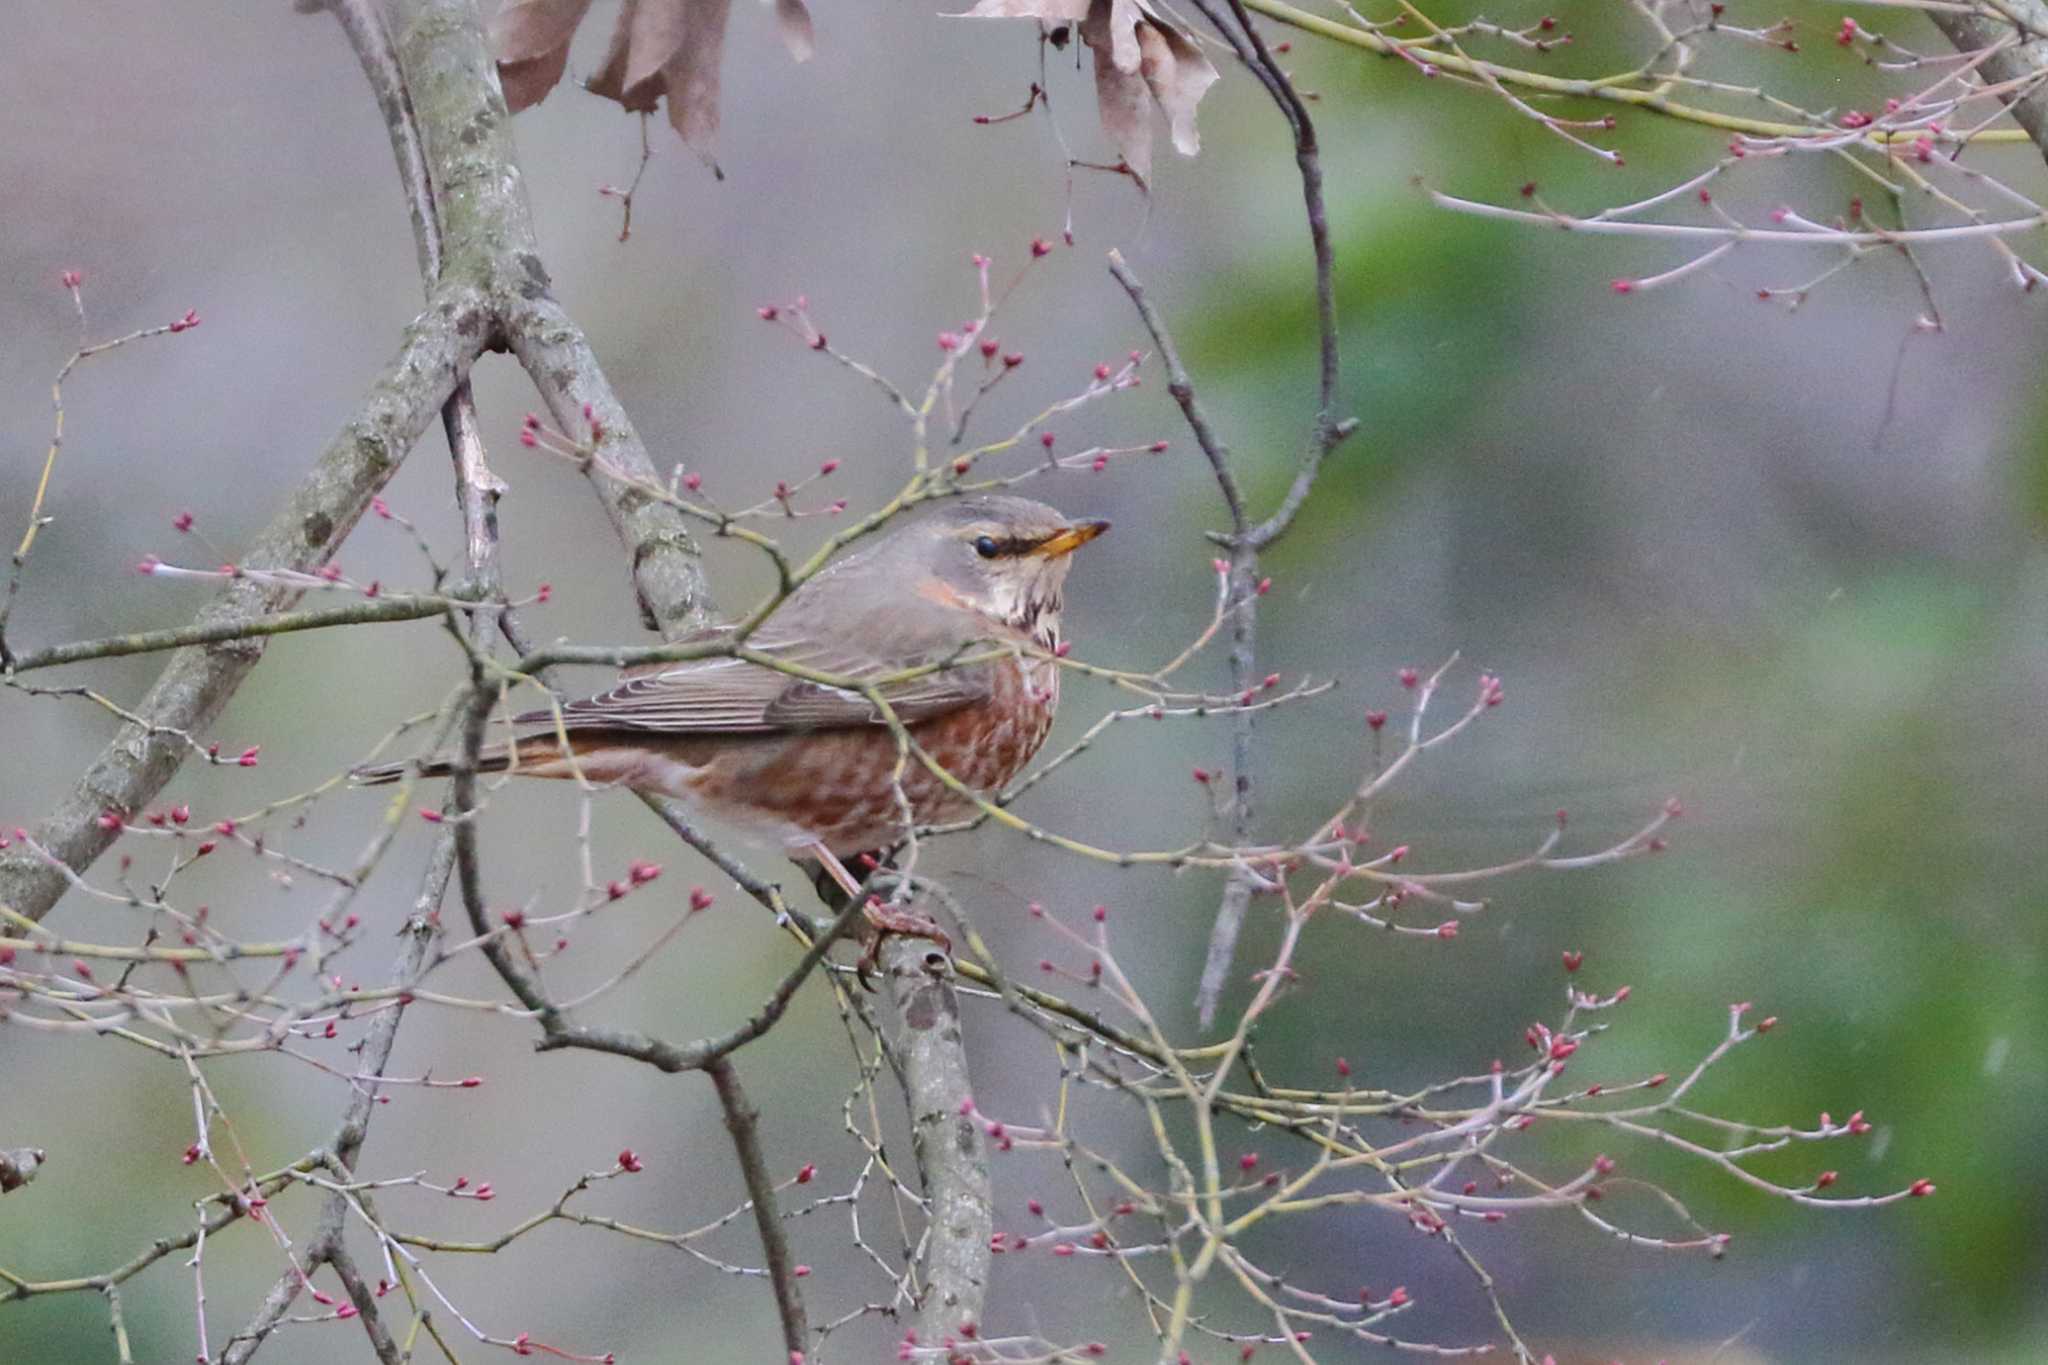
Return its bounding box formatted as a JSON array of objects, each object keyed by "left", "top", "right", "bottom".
[{"left": 3, "top": 1, "right": 2046, "bottom": 1361}]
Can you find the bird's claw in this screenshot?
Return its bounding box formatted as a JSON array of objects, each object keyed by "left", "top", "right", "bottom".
[{"left": 853, "top": 898, "right": 952, "bottom": 991}]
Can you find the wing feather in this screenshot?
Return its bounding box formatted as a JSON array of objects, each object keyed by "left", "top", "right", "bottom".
[{"left": 514, "top": 633, "right": 997, "bottom": 735}]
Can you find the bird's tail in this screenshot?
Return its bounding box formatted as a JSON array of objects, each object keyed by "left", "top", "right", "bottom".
[{"left": 350, "top": 747, "right": 520, "bottom": 786}]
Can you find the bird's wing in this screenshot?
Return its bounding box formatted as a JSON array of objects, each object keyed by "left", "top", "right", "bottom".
[{"left": 514, "top": 632, "right": 999, "bottom": 735}]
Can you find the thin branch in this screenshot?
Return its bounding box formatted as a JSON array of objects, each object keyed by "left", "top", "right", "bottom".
[
  {"left": 707, "top": 1057, "right": 810, "bottom": 1359},
  {"left": 2, "top": 596, "right": 458, "bottom": 674}
]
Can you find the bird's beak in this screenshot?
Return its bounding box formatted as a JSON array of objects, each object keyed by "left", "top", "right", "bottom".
[{"left": 1029, "top": 519, "right": 1111, "bottom": 558}]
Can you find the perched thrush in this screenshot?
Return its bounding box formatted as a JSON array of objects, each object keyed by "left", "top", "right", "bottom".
[{"left": 357, "top": 495, "right": 1107, "bottom": 951}]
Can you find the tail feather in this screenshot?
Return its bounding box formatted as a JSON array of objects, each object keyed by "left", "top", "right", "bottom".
[{"left": 350, "top": 750, "right": 517, "bottom": 786}]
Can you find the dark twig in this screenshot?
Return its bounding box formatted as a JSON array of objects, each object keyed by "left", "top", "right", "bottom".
[
  {"left": 326, "top": 1244, "right": 403, "bottom": 1365},
  {"left": 1107, "top": 250, "right": 1260, "bottom": 1030},
  {"left": 1127, "top": 0, "right": 1355, "bottom": 1028},
  {"left": 708, "top": 1057, "right": 811, "bottom": 1360}
]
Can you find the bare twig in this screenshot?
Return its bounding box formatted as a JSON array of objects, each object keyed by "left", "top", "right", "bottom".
[{"left": 708, "top": 1057, "right": 811, "bottom": 1359}]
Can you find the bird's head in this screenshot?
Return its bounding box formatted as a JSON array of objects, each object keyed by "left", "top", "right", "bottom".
[{"left": 910, "top": 495, "right": 1110, "bottom": 648}]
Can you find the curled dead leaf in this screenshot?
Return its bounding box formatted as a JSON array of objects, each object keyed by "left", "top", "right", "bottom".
[
  {"left": 0, "top": 1147, "right": 45, "bottom": 1194},
  {"left": 963, "top": 0, "right": 1218, "bottom": 187},
  {"left": 490, "top": 0, "right": 818, "bottom": 153}
]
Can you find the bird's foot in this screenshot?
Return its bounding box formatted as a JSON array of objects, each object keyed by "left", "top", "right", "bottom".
[{"left": 853, "top": 898, "right": 952, "bottom": 991}]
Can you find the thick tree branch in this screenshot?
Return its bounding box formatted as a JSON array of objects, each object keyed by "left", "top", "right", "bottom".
[
  {"left": 885, "top": 943, "right": 994, "bottom": 1342},
  {"left": 384, "top": 0, "right": 716, "bottom": 636},
  {"left": 0, "top": 306, "right": 477, "bottom": 926},
  {"left": 1932, "top": 0, "right": 2048, "bottom": 164}
]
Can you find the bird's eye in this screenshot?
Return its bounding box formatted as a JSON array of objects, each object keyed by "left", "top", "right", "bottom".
[{"left": 973, "top": 535, "right": 1000, "bottom": 559}]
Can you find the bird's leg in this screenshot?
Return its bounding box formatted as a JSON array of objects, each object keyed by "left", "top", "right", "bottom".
[
  {"left": 809, "top": 843, "right": 868, "bottom": 901},
  {"left": 805, "top": 843, "right": 950, "bottom": 989}
]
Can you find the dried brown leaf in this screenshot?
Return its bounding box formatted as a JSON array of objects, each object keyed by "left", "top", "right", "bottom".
[
  {"left": 960, "top": 0, "right": 1092, "bottom": 19},
  {"left": 1083, "top": 3, "right": 1154, "bottom": 182},
  {"left": 965, "top": 0, "right": 1217, "bottom": 186},
  {"left": 494, "top": 0, "right": 801, "bottom": 153},
  {"left": 1136, "top": 10, "right": 1216, "bottom": 158},
  {"left": 490, "top": 0, "right": 596, "bottom": 110},
  {"left": 772, "top": 0, "right": 815, "bottom": 62},
  {"left": 660, "top": 0, "right": 733, "bottom": 148}
]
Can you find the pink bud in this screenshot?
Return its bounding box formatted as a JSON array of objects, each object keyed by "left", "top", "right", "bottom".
[
  {"left": 819, "top": 459, "right": 839, "bottom": 476},
  {"left": 237, "top": 746, "right": 261, "bottom": 767},
  {"left": 172, "top": 511, "right": 195, "bottom": 533},
  {"left": 690, "top": 886, "right": 714, "bottom": 911},
  {"left": 618, "top": 1148, "right": 643, "bottom": 1172},
  {"left": 1365, "top": 710, "right": 1387, "bottom": 731},
  {"left": 796, "top": 1162, "right": 816, "bottom": 1184},
  {"left": 60, "top": 269, "right": 83, "bottom": 289},
  {"left": 1030, "top": 238, "right": 1052, "bottom": 257},
  {"left": 758, "top": 305, "right": 779, "bottom": 321}
]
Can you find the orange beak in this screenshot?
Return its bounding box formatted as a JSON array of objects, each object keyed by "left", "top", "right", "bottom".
[{"left": 1029, "top": 519, "right": 1111, "bottom": 558}]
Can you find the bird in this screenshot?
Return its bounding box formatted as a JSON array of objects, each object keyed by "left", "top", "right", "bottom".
[{"left": 355, "top": 494, "right": 1108, "bottom": 948}]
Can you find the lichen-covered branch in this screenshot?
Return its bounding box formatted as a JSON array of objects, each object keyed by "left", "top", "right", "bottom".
[
  {"left": 0, "top": 304, "right": 477, "bottom": 926},
  {"left": 885, "top": 941, "right": 994, "bottom": 1342}
]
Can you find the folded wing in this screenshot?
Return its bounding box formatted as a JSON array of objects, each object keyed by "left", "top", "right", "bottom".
[{"left": 514, "top": 630, "right": 998, "bottom": 735}]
